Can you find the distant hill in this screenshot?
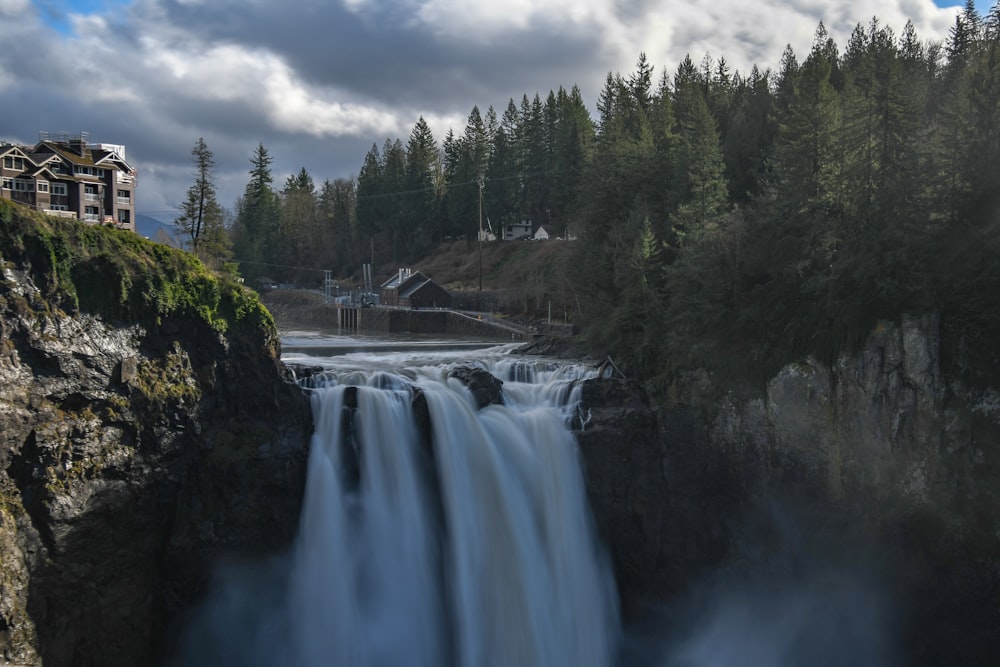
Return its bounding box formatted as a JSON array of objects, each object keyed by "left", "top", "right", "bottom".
[{"left": 135, "top": 213, "right": 180, "bottom": 246}]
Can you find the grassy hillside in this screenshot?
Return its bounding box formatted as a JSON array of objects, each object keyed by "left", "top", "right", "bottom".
[
  {"left": 385, "top": 238, "right": 582, "bottom": 319},
  {"left": 409, "top": 238, "right": 574, "bottom": 290}
]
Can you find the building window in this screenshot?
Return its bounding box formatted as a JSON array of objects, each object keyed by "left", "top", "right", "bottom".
[
  {"left": 51, "top": 183, "right": 68, "bottom": 196},
  {"left": 84, "top": 185, "right": 98, "bottom": 201},
  {"left": 118, "top": 209, "right": 130, "bottom": 224},
  {"left": 2, "top": 156, "right": 11, "bottom": 169},
  {"left": 49, "top": 204, "right": 68, "bottom": 211},
  {"left": 37, "top": 181, "right": 49, "bottom": 193},
  {"left": 1, "top": 178, "right": 11, "bottom": 189},
  {"left": 84, "top": 206, "right": 100, "bottom": 221},
  {"left": 13, "top": 179, "right": 34, "bottom": 192}
]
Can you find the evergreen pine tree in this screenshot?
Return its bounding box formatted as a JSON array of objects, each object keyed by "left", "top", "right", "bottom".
[
  {"left": 232, "top": 142, "right": 280, "bottom": 281},
  {"left": 175, "top": 137, "right": 224, "bottom": 256},
  {"left": 405, "top": 117, "right": 441, "bottom": 254}
]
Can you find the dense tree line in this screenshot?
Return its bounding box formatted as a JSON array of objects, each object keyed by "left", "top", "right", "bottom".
[
  {"left": 597, "top": 3, "right": 1000, "bottom": 384},
  {"left": 580, "top": 3, "right": 1000, "bottom": 384},
  {"left": 211, "top": 2, "right": 1000, "bottom": 384},
  {"left": 217, "top": 85, "right": 595, "bottom": 286},
  {"left": 226, "top": 143, "right": 358, "bottom": 286}
]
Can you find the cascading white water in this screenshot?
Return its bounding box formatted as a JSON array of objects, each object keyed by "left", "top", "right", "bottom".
[
  {"left": 172, "top": 340, "right": 902, "bottom": 667},
  {"left": 283, "top": 350, "right": 620, "bottom": 667}
]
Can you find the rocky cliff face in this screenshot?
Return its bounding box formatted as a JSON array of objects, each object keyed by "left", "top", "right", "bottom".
[
  {"left": 575, "top": 313, "right": 1000, "bottom": 665},
  {"left": 3, "top": 200, "right": 996, "bottom": 665},
  {"left": 0, "top": 209, "right": 312, "bottom": 666}
]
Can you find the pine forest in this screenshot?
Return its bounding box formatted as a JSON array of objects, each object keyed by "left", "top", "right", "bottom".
[{"left": 214, "top": 3, "right": 1000, "bottom": 386}]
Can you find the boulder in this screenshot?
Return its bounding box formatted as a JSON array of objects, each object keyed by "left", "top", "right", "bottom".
[{"left": 448, "top": 365, "right": 504, "bottom": 408}]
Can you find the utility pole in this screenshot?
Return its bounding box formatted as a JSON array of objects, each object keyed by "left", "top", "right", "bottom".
[{"left": 478, "top": 178, "right": 483, "bottom": 292}]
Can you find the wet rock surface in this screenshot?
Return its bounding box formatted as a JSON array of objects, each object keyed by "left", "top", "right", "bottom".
[
  {"left": 570, "top": 316, "right": 1000, "bottom": 664},
  {"left": 448, "top": 365, "right": 504, "bottom": 408},
  {"left": 0, "top": 265, "right": 312, "bottom": 666}
]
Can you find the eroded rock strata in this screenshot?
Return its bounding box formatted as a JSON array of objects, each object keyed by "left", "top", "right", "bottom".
[
  {"left": 575, "top": 314, "right": 1000, "bottom": 665},
  {"left": 0, "top": 205, "right": 311, "bottom": 666}
]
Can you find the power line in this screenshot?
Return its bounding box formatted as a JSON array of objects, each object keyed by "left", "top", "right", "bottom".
[
  {"left": 355, "top": 166, "right": 560, "bottom": 202},
  {"left": 356, "top": 183, "right": 450, "bottom": 201},
  {"left": 137, "top": 210, "right": 180, "bottom": 218},
  {"left": 227, "top": 257, "right": 329, "bottom": 274}
]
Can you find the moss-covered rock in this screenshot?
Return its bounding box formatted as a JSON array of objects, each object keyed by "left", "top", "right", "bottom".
[{"left": 0, "top": 201, "right": 311, "bottom": 666}]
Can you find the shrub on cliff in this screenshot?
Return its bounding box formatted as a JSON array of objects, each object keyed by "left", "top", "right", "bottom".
[{"left": 0, "top": 200, "right": 273, "bottom": 338}]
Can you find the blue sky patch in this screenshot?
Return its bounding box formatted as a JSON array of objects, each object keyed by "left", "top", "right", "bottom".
[
  {"left": 933, "top": 0, "right": 993, "bottom": 13},
  {"left": 33, "top": 0, "right": 132, "bottom": 35}
]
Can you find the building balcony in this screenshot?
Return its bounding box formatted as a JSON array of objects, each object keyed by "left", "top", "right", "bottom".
[
  {"left": 84, "top": 193, "right": 99, "bottom": 201},
  {"left": 117, "top": 196, "right": 131, "bottom": 206}
]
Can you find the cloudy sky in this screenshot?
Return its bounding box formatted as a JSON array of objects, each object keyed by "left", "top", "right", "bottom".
[{"left": 0, "top": 0, "right": 984, "bottom": 218}]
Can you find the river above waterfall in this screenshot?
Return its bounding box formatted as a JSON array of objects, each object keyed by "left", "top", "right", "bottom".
[{"left": 280, "top": 328, "right": 508, "bottom": 361}]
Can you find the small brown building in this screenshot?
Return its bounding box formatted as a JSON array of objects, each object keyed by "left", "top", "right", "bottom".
[{"left": 380, "top": 268, "right": 452, "bottom": 309}]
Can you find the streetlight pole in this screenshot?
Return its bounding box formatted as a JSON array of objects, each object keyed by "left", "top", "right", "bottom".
[{"left": 478, "top": 178, "right": 483, "bottom": 292}]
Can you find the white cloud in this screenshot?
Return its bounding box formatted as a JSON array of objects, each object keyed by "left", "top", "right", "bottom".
[
  {"left": 0, "top": 0, "right": 30, "bottom": 17},
  {"left": 149, "top": 41, "right": 283, "bottom": 102},
  {"left": 136, "top": 36, "right": 407, "bottom": 138},
  {"left": 261, "top": 66, "right": 403, "bottom": 138}
]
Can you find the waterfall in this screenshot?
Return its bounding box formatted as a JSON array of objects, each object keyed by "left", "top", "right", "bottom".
[
  {"left": 284, "top": 354, "right": 620, "bottom": 667},
  {"left": 170, "top": 348, "right": 619, "bottom": 666}
]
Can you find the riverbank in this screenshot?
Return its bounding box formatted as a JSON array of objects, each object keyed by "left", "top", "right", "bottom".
[{"left": 260, "top": 288, "right": 541, "bottom": 341}]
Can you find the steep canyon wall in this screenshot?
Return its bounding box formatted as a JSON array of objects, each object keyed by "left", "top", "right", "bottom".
[
  {"left": 577, "top": 313, "right": 1000, "bottom": 665},
  {"left": 0, "top": 204, "right": 311, "bottom": 666}
]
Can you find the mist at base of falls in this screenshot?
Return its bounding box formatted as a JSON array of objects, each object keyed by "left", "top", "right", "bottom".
[
  {"left": 169, "top": 339, "right": 899, "bottom": 667},
  {"left": 621, "top": 560, "right": 897, "bottom": 667}
]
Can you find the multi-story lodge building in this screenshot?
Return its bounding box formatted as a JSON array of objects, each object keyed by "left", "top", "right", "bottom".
[{"left": 0, "top": 132, "right": 137, "bottom": 232}]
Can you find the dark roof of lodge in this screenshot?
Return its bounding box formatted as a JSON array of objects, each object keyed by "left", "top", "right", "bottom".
[
  {"left": 21, "top": 164, "right": 55, "bottom": 178},
  {"left": 32, "top": 141, "right": 131, "bottom": 171}
]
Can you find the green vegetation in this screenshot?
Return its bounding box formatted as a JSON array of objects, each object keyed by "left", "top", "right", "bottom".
[
  {"left": 0, "top": 199, "right": 273, "bottom": 337},
  {"left": 131, "top": 342, "right": 202, "bottom": 409},
  {"left": 175, "top": 137, "right": 231, "bottom": 263}
]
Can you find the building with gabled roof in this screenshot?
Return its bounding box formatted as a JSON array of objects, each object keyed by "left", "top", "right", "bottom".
[
  {"left": 1, "top": 132, "right": 137, "bottom": 231},
  {"left": 380, "top": 268, "right": 452, "bottom": 309}
]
